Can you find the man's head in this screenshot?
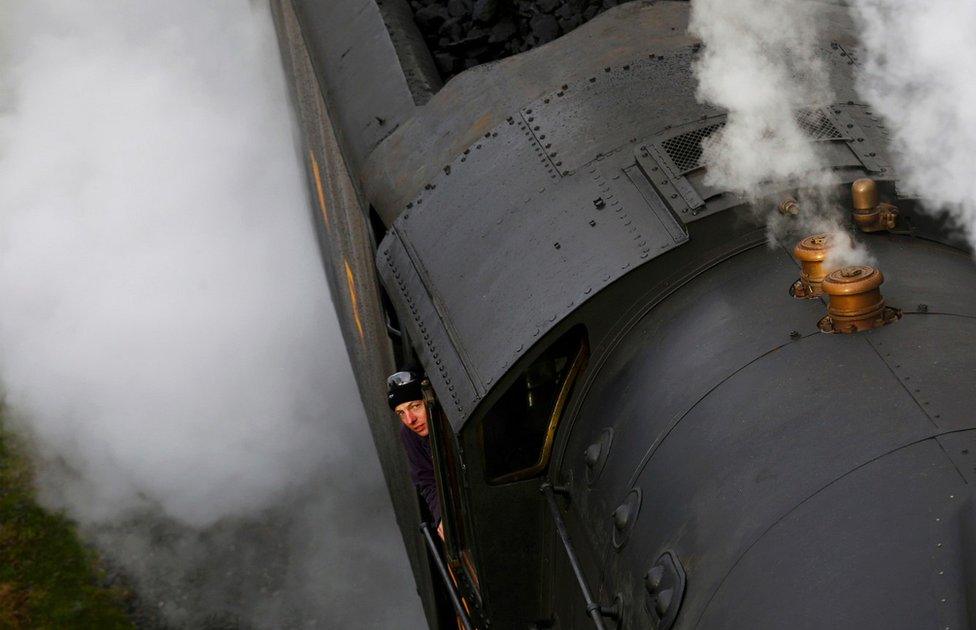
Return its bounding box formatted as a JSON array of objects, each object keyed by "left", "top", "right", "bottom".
[{"left": 387, "top": 371, "right": 428, "bottom": 437}]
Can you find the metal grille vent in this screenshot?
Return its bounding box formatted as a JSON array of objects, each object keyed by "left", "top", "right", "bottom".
[
  {"left": 659, "top": 109, "right": 844, "bottom": 175},
  {"left": 661, "top": 122, "right": 725, "bottom": 174},
  {"left": 794, "top": 109, "right": 845, "bottom": 141}
]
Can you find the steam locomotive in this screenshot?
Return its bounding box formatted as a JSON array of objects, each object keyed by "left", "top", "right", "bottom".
[{"left": 271, "top": 1, "right": 976, "bottom": 627}]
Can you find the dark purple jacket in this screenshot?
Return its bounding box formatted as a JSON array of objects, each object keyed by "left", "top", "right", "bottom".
[{"left": 400, "top": 424, "right": 441, "bottom": 525}]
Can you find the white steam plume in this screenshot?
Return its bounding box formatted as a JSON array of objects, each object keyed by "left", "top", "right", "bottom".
[
  {"left": 0, "top": 1, "right": 422, "bottom": 626},
  {"left": 690, "top": 0, "right": 835, "bottom": 197},
  {"left": 689, "top": 0, "right": 873, "bottom": 267},
  {"left": 851, "top": 0, "right": 976, "bottom": 251}
]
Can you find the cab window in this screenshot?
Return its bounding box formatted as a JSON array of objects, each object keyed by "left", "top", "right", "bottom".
[{"left": 482, "top": 326, "right": 588, "bottom": 483}]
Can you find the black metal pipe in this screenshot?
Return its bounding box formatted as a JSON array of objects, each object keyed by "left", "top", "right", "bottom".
[
  {"left": 421, "top": 522, "right": 474, "bottom": 630},
  {"left": 541, "top": 483, "right": 608, "bottom": 630}
]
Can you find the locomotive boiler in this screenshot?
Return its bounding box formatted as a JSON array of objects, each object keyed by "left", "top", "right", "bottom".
[{"left": 271, "top": 1, "right": 976, "bottom": 627}]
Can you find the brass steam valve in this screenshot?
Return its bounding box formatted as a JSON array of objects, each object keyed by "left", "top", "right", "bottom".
[
  {"left": 851, "top": 178, "right": 898, "bottom": 232},
  {"left": 818, "top": 265, "right": 901, "bottom": 333},
  {"left": 792, "top": 233, "right": 834, "bottom": 299}
]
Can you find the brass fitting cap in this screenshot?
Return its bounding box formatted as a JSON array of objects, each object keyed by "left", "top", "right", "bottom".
[
  {"left": 791, "top": 234, "right": 833, "bottom": 299},
  {"left": 819, "top": 266, "right": 900, "bottom": 333},
  {"left": 851, "top": 178, "right": 879, "bottom": 212}
]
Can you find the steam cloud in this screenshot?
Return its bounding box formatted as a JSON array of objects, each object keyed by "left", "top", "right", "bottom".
[
  {"left": 688, "top": 0, "right": 874, "bottom": 268},
  {"left": 689, "top": 0, "right": 834, "bottom": 197},
  {"left": 0, "top": 1, "right": 422, "bottom": 626},
  {"left": 851, "top": 0, "right": 976, "bottom": 252}
]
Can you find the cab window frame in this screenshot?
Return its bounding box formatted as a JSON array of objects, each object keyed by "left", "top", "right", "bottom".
[{"left": 481, "top": 326, "right": 589, "bottom": 484}]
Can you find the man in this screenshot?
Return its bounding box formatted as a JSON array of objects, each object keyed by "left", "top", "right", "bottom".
[{"left": 387, "top": 371, "right": 443, "bottom": 537}]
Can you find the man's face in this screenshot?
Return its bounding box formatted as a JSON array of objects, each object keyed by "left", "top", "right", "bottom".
[{"left": 395, "top": 399, "right": 429, "bottom": 437}]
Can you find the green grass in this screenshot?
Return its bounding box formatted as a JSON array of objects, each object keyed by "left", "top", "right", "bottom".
[{"left": 0, "top": 411, "right": 133, "bottom": 629}]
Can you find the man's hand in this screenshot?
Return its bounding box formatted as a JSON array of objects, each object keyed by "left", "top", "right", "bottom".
[{"left": 437, "top": 521, "right": 445, "bottom": 540}]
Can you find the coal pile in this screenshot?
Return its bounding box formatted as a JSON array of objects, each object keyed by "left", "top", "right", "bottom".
[{"left": 408, "top": 0, "right": 622, "bottom": 78}]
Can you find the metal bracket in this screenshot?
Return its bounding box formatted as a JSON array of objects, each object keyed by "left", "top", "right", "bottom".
[
  {"left": 644, "top": 551, "right": 686, "bottom": 630},
  {"left": 636, "top": 144, "right": 705, "bottom": 216},
  {"left": 825, "top": 107, "right": 885, "bottom": 174}
]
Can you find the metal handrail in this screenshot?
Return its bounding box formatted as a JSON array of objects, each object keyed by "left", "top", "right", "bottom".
[
  {"left": 421, "top": 522, "right": 474, "bottom": 630},
  {"left": 541, "top": 483, "right": 609, "bottom": 630}
]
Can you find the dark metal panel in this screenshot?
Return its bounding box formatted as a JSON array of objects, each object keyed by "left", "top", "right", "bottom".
[
  {"left": 363, "top": 1, "right": 699, "bottom": 217},
  {"left": 383, "top": 157, "right": 687, "bottom": 431},
  {"left": 853, "top": 235, "right": 976, "bottom": 317},
  {"left": 562, "top": 245, "right": 825, "bottom": 556},
  {"left": 697, "top": 440, "right": 966, "bottom": 630},
  {"left": 607, "top": 334, "right": 934, "bottom": 628},
  {"left": 291, "top": 0, "right": 417, "bottom": 169},
  {"left": 519, "top": 49, "right": 716, "bottom": 176},
  {"left": 398, "top": 112, "right": 559, "bottom": 217},
  {"left": 936, "top": 430, "right": 976, "bottom": 485},
  {"left": 378, "top": 230, "right": 481, "bottom": 426},
  {"left": 868, "top": 315, "right": 976, "bottom": 432}
]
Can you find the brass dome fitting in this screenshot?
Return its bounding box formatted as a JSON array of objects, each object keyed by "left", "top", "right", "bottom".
[
  {"left": 791, "top": 233, "right": 833, "bottom": 299},
  {"left": 851, "top": 178, "right": 898, "bottom": 232},
  {"left": 818, "top": 265, "right": 901, "bottom": 333},
  {"left": 851, "top": 178, "right": 879, "bottom": 212}
]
